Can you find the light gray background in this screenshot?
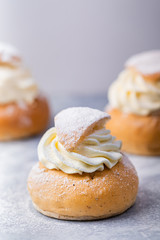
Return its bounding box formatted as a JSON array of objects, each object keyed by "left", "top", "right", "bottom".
[{"left": 0, "top": 0, "right": 160, "bottom": 95}]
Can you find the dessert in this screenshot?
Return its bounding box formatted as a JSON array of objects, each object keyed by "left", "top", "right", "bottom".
[
  {"left": 107, "top": 50, "right": 160, "bottom": 155},
  {"left": 0, "top": 42, "right": 50, "bottom": 140},
  {"left": 28, "top": 107, "right": 138, "bottom": 220}
]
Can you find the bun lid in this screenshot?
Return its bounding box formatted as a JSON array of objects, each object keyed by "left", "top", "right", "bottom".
[
  {"left": 55, "top": 107, "right": 110, "bottom": 151},
  {"left": 0, "top": 42, "right": 21, "bottom": 66},
  {"left": 125, "top": 50, "right": 160, "bottom": 82}
]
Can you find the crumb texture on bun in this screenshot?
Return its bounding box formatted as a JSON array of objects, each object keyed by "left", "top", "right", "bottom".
[{"left": 28, "top": 154, "right": 138, "bottom": 220}]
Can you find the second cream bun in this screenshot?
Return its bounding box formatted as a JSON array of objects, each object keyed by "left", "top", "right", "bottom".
[
  {"left": 0, "top": 95, "right": 50, "bottom": 141},
  {"left": 28, "top": 153, "right": 138, "bottom": 220},
  {"left": 107, "top": 50, "right": 160, "bottom": 155},
  {"left": 106, "top": 108, "right": 160, "bottom": 156}
]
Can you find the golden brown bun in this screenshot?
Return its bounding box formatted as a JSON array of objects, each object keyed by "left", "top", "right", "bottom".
[
  {"left": 27, "top": 154, "right": 138, "bottom": 220},
  {"left": 106, "top": 108, "right": 160, "bottom": 156},
  {"left": 0, "top": 95, "right": 50, "bottom": 141}
]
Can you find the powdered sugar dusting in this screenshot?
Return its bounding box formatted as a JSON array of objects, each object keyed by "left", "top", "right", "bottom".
[
  {"left": 29, "top": 155, "right": 137, "bottom": 199},
  {"left": 55, "top": 107, "right": 110, "bottom": 151},
  {"left": 126, "top": 50, "right": 160, "bottom": 75}
]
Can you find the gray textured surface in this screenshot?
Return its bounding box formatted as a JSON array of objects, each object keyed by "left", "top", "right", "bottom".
[{"left": 0, "top": 96, "right": 160, "bottom": 240}]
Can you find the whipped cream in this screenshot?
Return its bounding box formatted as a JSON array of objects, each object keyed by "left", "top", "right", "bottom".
[
  {"left": 38, "top": 127, "right": 122, "bottom": 175},
  {"left": 108, "top": 69, "right": 160, "bottom": 115},
  {"left": 0, "top": 66, "right": 38, "bottom": 104}
]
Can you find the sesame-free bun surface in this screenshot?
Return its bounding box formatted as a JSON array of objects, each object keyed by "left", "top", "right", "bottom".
[
  {"left": 106, "top": 108, "right": 160, "bottom": 156},
  {"left": 27, "top": 154, "right": 138, "bottom": 220},
  {"left": 0, "top": 95, "right": 50, "bottom": 141}
]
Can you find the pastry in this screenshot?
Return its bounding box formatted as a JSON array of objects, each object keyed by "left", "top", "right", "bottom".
[
  {"left": 28, "top": 107, "right": 138, "bottom": 220},
  {"left": 0, "top": 42, "right": 50, "bottom": 140},
  {"left": 107, "top": 50, "right": 160, "bottom": 155}
]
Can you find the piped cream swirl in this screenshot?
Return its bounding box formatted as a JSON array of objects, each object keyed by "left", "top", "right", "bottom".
[
  {"left": 38, "top": 127, "right": 122, "bottom": 174},
  {"left": 108, "top": 69, "right": 160, "bottom": 115}
]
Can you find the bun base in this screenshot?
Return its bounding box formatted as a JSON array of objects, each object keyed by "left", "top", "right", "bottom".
[
  {"left": 28, "top": 154, "right": 138, "bottom": 221},
  {"left": 0, "top": 95, "right": 50, "bottom": 141},
  {"left": 106, "top": 108, "right": 160, "bottom": 156},
  {"left": 33, "top": 202, "right": 131, "bottom": 220}
]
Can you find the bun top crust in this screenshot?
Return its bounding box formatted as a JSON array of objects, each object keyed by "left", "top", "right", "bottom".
[
  {"left": 125, "top": 50, "right": 160, "bottom": 82},
  {"left": 55, "top": 107, "right": 110, "bottom": 151},
  {"left": 0, "top": 42, "right": 21, "bottom": 66}
]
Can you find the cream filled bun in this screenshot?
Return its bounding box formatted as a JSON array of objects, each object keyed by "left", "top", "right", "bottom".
[
  {"left": 28, "top": 107, "right": 139, "bottom": 220},
  {"left": 107, "top": 50, "right": 160, "bottom": 155},
  {"left": 0, "top": 42, "right": 50, "bottom": 140}
]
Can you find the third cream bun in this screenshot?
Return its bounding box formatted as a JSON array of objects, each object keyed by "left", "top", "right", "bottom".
[
  {"left": 106, "top": 108, "right": 160, "bottom": 156},
  {"left": 28, "top": 154, "right": 138, "bottom": 220},
  {"left": 28, "top": 107, "right": 139, "bottom": 220},
  {"left": 0, "top": 95, "right": 50, "bottom": 141}
]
